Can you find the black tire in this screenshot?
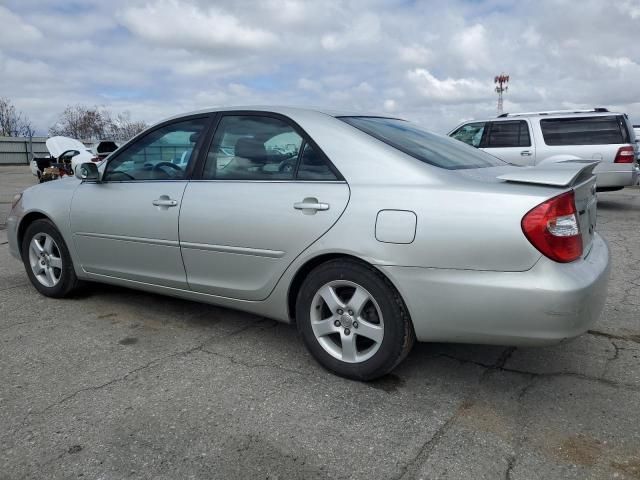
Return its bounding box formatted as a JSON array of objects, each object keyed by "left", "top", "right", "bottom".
[
  {"left": 296, "top": 259, "right": 415, "bottom": 381},
  {"left": 21, "top": 219, "right": 80, "bottom": 298}
]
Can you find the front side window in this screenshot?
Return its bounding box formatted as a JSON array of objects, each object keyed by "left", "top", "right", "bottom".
[
  {"left": 487, "top": 120, "right": 531, "bottom": 148},
  {"left": 540, "top": 116, "right": 627, "bottom": 146},
  {"left": 202, "top": 116, "right": 303, "bottom": 180},
  {"left": 104, "top": 118, "right": 208, "bottom": 181},
  {"left": 450, "top": 122, "right": 486, "bottom": 147},
  {"left": 340, "top": 116, "right": 506, "bottom": 170}
]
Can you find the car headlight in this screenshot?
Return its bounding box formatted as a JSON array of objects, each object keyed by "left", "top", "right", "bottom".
[{"left": 11, "top": 192, "right": 23, "bottom": 209}]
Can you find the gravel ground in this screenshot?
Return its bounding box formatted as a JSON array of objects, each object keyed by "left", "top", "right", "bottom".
[{"left": 1, "top": 166, "right": 638, "bottom": 480}]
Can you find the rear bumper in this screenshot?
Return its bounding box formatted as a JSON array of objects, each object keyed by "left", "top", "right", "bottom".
[
  {"left": 379, "top": 233, "right": 610, "bottom": 345},
  {"left": 594, "top": 163, "right": 639, "bottom": 188}
]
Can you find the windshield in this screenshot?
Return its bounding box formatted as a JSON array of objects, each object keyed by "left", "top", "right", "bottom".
[{"left": 339, "top": 116, "right": 507, "bottom": 170}]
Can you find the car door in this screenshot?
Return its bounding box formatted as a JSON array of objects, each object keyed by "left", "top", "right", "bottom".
[
  {"left": 179, "top": 113, "right": 350, "bottom": 301},
  {"left": 482, "top": 120, "right": 534, "bottom": 165},
  {"left": 70, "top": 115, "right": 211, "bottom": 288}
]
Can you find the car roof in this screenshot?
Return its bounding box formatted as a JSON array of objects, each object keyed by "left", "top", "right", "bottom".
[
  {"left": 158, "top": 105, "right": 399, "bottom": 124},
  {"left": 460, "top": 110, "right": 625, "bottom": 125}
]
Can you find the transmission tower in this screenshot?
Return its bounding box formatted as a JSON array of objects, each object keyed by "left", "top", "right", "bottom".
[{"left": 494, "top": 73, "right": 509, "bottom": 115}]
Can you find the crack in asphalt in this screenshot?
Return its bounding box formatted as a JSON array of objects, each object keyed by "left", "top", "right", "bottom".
[
  {"left": 0, "top": 317, "right": 38, "bottom": 332},
  {"left": 8, "top": 343, "right": 207, "bottom": 440},
  {"left": 437, "top": 353, "right": 640, "bottom": 392},
  {"left": 0, "top": 283, "right": 28, "bottom": 292},
  {"left": 199, "top": 347, "right": 307, "bottom": 377},
  {"left": 6, "top": 318, "right": 288, "bottom": 440},
  {"left": 588, "top": 329, "right": 640, "bottom": 344},
  {"left": 504, "top": 375, "right": 537, "bottom": 480},
  {"left": 394, "top": 346, "right": 518, "bottom": 480},
  {"left": 8, "top": 347, "right": 308, "bottom": 443},
  {"left": 393, "top": 403, "right": 461, "bottom": 480}
]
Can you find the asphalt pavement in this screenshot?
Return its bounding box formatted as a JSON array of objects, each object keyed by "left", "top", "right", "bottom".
[{"left": 1, "top": 166, "right": 638, "bottom": 479}]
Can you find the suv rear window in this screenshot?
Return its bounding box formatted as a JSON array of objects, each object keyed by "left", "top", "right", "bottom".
[
  {"left": 540, "top": 115, "right": 629, "bottom": 146},
  {"left": 339, "top": 117, "right": 505, "bottom": 170}
]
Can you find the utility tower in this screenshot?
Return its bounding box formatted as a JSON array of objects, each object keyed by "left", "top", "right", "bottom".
[{"left": 494, "top": 73, "right": 509, "bottom": 115}]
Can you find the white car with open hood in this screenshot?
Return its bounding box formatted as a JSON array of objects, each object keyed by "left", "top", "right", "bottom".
[{"left": 30, "top": 136, "right": 95, "bottom": 180}]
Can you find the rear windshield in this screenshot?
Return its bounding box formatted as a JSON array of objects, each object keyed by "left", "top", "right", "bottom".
[
  {"left": 540, "top": 115, "right": 629, "bottom": 146},
  {"left": 339, "top": 117, "right": 505, "bottom": 170}
]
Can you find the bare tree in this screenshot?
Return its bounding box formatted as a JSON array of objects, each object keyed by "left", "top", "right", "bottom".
[
  {"left": 0, "top": 97, "right": 35, "bottom": 137},
  {"left": 49, "top": 105, "right": 147, "bottom": 142},
  {"left": 49, "top": 105, "right": 110, "bottom": 141},
  {"left": 108, "top": 111, "right": 148, "bottom": 142}
]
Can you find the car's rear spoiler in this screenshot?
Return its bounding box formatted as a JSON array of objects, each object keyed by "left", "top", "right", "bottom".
[{"left": 497, "top": 161, "right": 598, "bottom": 187}]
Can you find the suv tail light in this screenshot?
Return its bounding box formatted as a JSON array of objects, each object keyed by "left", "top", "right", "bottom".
[
  {"left": 614, "top": 145, "right": 635, "bottom": 163},
  {"left": 91, "top": 156, "right": 101, "bottom": 162},
  {"left": 521, "top": 191, "right": 582, "bottom": 263}
]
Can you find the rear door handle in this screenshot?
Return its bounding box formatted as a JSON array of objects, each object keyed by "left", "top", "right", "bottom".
[
  {"left": 520, "top": 150, "right": 532, "bottom": 156},
  {"left": 152, "top": 198, "right": 178, "bottom": 207},
  {"left": 294, "top": 197, "right": 329, "bottom": 214}
]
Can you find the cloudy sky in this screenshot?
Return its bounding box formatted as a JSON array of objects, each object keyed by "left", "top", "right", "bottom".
[{"left": 1, "top": 0, "right": 639, "bottom": 135}]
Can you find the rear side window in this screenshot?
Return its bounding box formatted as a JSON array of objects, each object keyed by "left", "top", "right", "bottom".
[
  {"left": 340, "top": 117, "right": 505, "bottom": 170},
  {"left": 297, "top": 143, "right": 338, "bottom": 180},
  {"left": 540, "top": 116, "right": 628, "bottom": 146},
  {"left": 202, "top": 115, "right": 339, "bottom": 181},
  {"left": 487, "top": 121, "right": 531, "bottom": 147},
  {"left": 202, "top": 115, "right": 303, "bottom": 180}
]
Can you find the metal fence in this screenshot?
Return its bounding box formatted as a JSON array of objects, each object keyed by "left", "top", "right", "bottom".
[{"left": 0, "top": 136, "right": 50, "bottom": 165}]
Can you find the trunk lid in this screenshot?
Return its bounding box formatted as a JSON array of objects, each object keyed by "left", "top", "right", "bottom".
[{"left": 572, "top": 174, "right": 598, "bottom": 257}]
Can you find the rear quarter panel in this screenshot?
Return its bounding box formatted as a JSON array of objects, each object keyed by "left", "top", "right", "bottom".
[{"left": 301, "top": 180, "right": 547, "bottom": 272}]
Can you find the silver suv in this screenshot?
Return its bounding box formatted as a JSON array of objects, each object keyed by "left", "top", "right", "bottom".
[{"left": 449, "top": 108, "right": 639, "bottom": 191}]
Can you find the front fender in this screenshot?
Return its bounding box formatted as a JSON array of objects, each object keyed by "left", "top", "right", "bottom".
[{"left": 11, "top": 178, "right": 84, "bottom": 276}]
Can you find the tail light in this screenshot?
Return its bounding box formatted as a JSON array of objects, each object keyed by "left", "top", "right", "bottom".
[
  {"left": 91, "top": 156, "right": 101, "bottom": 162},
  {"left": 614, "top": 146, "right": 635, "bottom": 163},
  {"left": 521, "top": 191, "right": 582, "bottom": 263}
]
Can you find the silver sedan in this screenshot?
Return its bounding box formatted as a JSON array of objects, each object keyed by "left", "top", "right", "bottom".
[{"left": 6, "top": 107, "right": 610, "bottom": 380}]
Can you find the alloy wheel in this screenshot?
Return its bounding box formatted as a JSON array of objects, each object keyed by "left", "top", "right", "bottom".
[
  {"left": 28, "top": 233, "right": 63, "bottom": 288},
  {"left": 310, "top": 280, "right": 384, "bottom": 363}
]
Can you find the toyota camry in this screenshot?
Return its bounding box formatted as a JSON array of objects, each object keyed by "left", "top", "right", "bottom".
[{"left": 6, "top": 107, "right": 610, "bottom": 380}]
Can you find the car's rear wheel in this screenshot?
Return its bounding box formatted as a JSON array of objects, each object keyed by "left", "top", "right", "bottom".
[
  {"left": 21, "top": 219, "right": 79, "bottom": 298},
  {"left": 296, "top": 259, "right": 414, "bottom": 380}
]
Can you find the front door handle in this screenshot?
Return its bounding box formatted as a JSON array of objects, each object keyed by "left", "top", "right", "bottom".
[
  {"left": 294, "top": 197, "right": 329, "bottom": 214},
  {"left": 520, "top": 150, "right": 532, "bottom": 156},
  {"left": 152, "top": 197, "right": 178, "bottom": 207}
]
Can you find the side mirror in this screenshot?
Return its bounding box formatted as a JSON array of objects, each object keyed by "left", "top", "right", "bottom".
[{"left": 75, "top": 162, "right": 100, "bottom": 181}]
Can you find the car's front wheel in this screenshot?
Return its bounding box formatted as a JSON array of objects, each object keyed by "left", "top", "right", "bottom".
[
  {"left": 21, "top": 219, "right": 79, "bottom": 298},
  {"left": 296, "top": 259, "right": 415, "bottom": 380}
]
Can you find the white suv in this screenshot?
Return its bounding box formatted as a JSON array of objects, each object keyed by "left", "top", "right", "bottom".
[{"left": 449, "top": 109, "right": 639, "bottom": 191}]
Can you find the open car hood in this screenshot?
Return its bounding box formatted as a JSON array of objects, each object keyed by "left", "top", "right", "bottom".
[
  {"left": 497, "top": 161, "right": 599, "bottom": 187},
  {"left": 46, "top": 136, "right": 89, "bottom": 158}
]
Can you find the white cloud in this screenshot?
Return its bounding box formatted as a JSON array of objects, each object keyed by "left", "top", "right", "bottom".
[
  {"left": 407, "top": 69, "right": 489, "bottom": 103},
  {"left": 383, "top": 99, "right": 397, "bottom": 112},
  {"left": 594, "top": 55, "right": 636, "bottom": 69},
  {"left": 0, "top": 6, "right": 42, "bottom": 46},
  {"left": 321, "top": 13, "right": 381, "bottom": 51},
  {"left": 453, "top": 24, "right": 488, "bottom": 71},
  {"left": 118, "top": 0, "right": 277, "bottom": 50},
  {"left": 398, "top": 44, "right": 433, "bottom": 65},
  {"left": 0, "top": 0, "right": 639, "bottom": 135},
  {"left": 522, "top": 26, "right": 541, "bottom": 47}
]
